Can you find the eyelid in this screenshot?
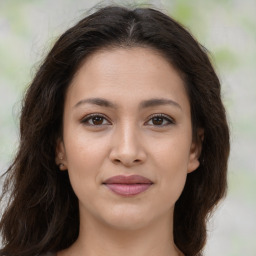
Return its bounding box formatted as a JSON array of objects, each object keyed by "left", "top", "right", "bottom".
[
  {"left": 145, "top": 113, "right": 175, "bottom": 126},
  {"left": 80, "top": 113, "right": 175, "bottom": 127},
  {"left": 81, "top": 113, "right": 112, "bottom": 125}
]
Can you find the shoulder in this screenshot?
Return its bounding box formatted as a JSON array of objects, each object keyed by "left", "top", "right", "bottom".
[{"left": 40, "top": 253, "right": 56, "bottom": 256}]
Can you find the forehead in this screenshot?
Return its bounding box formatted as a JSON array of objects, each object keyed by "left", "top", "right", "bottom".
[
  {"left": 74, "top": 46, "right": 181, "bottom": 82},
  {"left": 66, "top": 47, "right": 189, "bottom": 111}
]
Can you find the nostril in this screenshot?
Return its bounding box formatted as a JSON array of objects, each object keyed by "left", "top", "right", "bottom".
[{"left": 112, "top": 158, "right": 140, "bottom": 166}]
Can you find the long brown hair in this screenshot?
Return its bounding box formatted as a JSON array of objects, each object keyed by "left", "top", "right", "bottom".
[{"left": 0, "top": 5, "right": 230, "bottom": 256}]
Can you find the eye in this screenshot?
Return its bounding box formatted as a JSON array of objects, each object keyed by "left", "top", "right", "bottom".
[
  {"left": 81, "top": 114, "right": 111, "bottom": 126},
  {"left": 145, "top": 114, "right": 175, "bottom": 126}
]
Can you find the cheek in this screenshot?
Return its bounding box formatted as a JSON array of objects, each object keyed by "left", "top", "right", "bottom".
[
  {"left": 64, "top": 130, "right": 110, "bottom": 192},
  {"left": 151, "top": 135, "right": 191, "bottom": 199},
  {"left": 152, "top": 132, "right": 191, "bottom": 172},
  {"left": 65, "top": 128, "right": 109, "bottom": 166}
]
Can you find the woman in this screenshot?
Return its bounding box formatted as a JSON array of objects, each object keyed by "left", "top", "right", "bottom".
[{"left": 0, "top": 5, "right": 230, "bottom": 256}]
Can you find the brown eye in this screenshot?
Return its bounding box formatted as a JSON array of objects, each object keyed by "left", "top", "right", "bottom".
[
  {"left": 152, "top": 116, "right": 164, "bottom": 125},
  {"left": 82, "top": 114, "right": 110, "bottom": 126},
  {"left": 91, "top": 116, "right": 104, "bottom": 125},
  {"left": 146, "top": 114, "right": 174, "bottom": 126}
]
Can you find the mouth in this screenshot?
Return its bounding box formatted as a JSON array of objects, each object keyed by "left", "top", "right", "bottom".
[{"left": 102, "top": 175, "right": 153, "bottom": 196}]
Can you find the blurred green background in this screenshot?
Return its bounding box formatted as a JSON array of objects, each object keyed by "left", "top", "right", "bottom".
[{"left": 0, "top": 0, "right": 255, "bottom": 255}]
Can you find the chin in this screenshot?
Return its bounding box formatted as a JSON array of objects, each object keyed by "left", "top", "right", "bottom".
[
  {"left": 105, "top": 218, "right": 151, "bottom": 231},
  {"left": 99, "top": 206, "right": 155, "bottom": 231}
]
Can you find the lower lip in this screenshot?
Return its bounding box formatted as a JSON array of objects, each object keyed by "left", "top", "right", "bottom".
[{"left": 104, "top": 183, "right": 152, "bottom": 196}]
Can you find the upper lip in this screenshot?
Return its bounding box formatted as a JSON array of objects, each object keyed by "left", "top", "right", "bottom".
[{"left": 103, "top": 175, "right": 153, "bottom": 184}]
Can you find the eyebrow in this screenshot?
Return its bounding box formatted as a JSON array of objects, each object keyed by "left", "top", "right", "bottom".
[
  {"left": 74, "top": 98, "right": 117, "bottom": 109},
  {"left": 73, "top": 97, "right": 181, "bottom": 110},
  {"left": 139, "top": 98, "right": 182, "bottom": 110}
]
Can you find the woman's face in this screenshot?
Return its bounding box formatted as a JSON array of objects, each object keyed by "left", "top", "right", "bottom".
[{"left": 57, "top": 47, "right": 201, "bottom": 230}]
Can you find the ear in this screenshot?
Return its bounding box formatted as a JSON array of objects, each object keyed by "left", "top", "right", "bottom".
[
  {"left": 187, "top": 128, "right": 204, "bottom": 173},
  {"left": 55, "top": 138, "right": 68, "bottom": 171}
]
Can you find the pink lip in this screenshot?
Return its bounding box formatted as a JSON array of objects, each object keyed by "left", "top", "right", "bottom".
[{"left": 103, "top": 175, "right": 153, "bottom": 196}]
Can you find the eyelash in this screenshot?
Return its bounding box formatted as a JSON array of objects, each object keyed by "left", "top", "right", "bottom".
[
  {"left": 146, "top": 113, "right": 175, "bottom": 126},
  {"left": 81, "top": 113, "right": 175, "bottom": 127},
  {"left": 81, "top": 113, "right": 111, "bottom": 126}
]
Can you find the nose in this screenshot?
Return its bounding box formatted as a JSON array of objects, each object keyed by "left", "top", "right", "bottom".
[{"left": 109, "top": 123, "right": 147, "bottom": 167}]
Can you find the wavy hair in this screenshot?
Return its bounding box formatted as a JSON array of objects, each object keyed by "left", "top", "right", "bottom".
[{"left": 0, "top": 5, "right": 230, "bottom": 256}]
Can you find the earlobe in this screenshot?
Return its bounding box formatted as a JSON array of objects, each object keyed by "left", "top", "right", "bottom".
[
  {"left": 187, "top": 128, "right": 204, "bottom": 173},
  {"left": 55, "top": 138, "right": 68, "bottom": 171}
]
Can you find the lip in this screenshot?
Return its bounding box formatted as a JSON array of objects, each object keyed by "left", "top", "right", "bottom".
[
  {"left": 103, "top": 175, "right": 153, "bottom": 196},
  {"left": 103, "top": 175, "right": 153, "bottom": 184}
]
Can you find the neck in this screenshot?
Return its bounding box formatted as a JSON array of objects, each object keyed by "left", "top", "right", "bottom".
[{"left": 58, "top": 208, "right": 183, "bottom": 256}]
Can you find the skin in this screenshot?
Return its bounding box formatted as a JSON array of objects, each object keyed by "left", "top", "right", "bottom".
[{"left": 56, "top": 47, "right": 202, "bottom": 256}]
